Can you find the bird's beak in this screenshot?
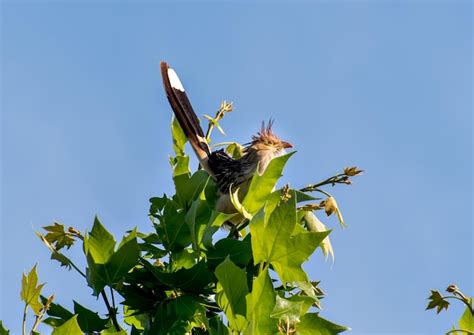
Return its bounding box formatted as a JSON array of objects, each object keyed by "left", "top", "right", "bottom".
[{"left": 281, "top": 141, "right": 293, "bottom": 149}]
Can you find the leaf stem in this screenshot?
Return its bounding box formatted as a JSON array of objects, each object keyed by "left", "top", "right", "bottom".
[
  {"left": 22, "top": 303, "right": 28, "bottom": 335},
  {"left": 69, "top": 260, "right": 86, "bottom": 279},
  {"left": 30, "top": 311, "right": 44, "bottom": 334},
  {"left": 446, "top": 330, "right": 473, "bottom": 334},
  {"left": 101, "top": 289, "right": 120, "bottom": 331},
  {"left": 110, "top": 286, "right": 116, "bottom": 311},
  {"left": 444, "top": 295, "right": 474, "bottom": 314}
]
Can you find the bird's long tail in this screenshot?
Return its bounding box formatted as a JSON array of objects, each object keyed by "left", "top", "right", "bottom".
[{"left": 160, "top": 61, "right": 212, "bottom": 172}]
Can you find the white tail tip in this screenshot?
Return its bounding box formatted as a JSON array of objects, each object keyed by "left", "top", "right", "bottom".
[{"left": 168, "top": 68, "right": 185, "bottom": 92}]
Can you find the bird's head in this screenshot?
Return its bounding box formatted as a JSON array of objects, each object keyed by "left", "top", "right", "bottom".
[{"left": 249, "top": 120, "right": 293, "bottom": 154}]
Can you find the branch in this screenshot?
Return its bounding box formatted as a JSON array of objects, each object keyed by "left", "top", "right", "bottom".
[
  {"left": 204, "top": 101, "right": 233, "bottom": 142},
  {"left": 299, "top": 167, "right": 363, "bottom": 193},
  {"left": 101, "top": 290, "right": 120, "bottom": 331}
]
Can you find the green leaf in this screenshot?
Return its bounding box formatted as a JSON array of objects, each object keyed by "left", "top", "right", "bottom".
[
  {"left": 150, "top": 295, "right": 208, "bottom": 334},
  {"left": 37, "top": 232, "right": 74, "bottom": 269},
  {"left": 296, "top": 281, "right": 322, "bottom": 309},
  {"left": 171, "top": 155, "right": 190, "bottom": 177},
  {"left": 41, "top": 297, "right": 74, "bottom": 327},
  {"left": 149, "top": 195, "right": 169, "bottom": 214},
  {"left": 86, "top": 229, "right": 140, "bottom": 295},
  {"left": 155, "top": 200, "right": 191, "bottom": 252},
  {"left": 216, "top": 283, "right": 249, "bottom": 332},
  {"left": 171, "top": 116, "right": 187, "bottom": 156},
  {"left": 20, "top": 264, "right": 45, "bottom": 315},
  {"left": 171, "top": 248, "right": 198, "bottom": 270},
  {"left": 186, "top": 193, "right": 213, "bottom": 252},
  {"left": 295, "top": 313, "right": 349, "bottom": 335},
  {"left": 242, "top": 152, "right": 294, "bottom": 215},
  {"left": 208, "top": 237, "right": 252, "bottom": 269},
  {"left": 123, "top": 306, "right": 146, "bottom": 331},
  {"left": 43, "top": 222, "right": 75, "bottom": 250},
  {"left": 245, "top": 267, "right": 277, "bottom": 334},
  {"left": 270, "top": 295, "right": 304, "bottom": 323},
  {"left": 40, "top": 295, "right": 74, "bottom": 321},
  {"left": 294, "top": 190, "right": 320, "bottom": 203},
  {"left": 215, "top": 257, "right": 249, "bottom": 317},
  {"left": 426, "top": 290, "right": 450, "bottom": 314},
  {"left": 142, "top": 259, "right": 215, "bottom": 294},
  {"left": 287, "top": 295, "right": 316, "bottom": 314},
  {"left": 250, "top": 193, "right": 330, "bottom": 283},
  {"left": 51, "top": 315, "right": 83, "bottom": 335},
  {"left": 73, "top": 301, "right": 108, "bottom": 332},
  {"left": 209, "top": 315, "right": 230, "bottom": 335},
  {"left": 84, "top": 216, "right": 116, "bottom": 264},
  {"left": 458, "top": 304, "right": 474, "bottom": 333},
  {"left": 226, "top": 142, "right": 245, "bottom": 159},
  {"left": 0, "top": 321, "right": 10, "bottom": 335},
  {"left": 106, "top": 229, "right": 140, "bottom": 280},
  {"left": 175, "top": 170, "right": 209, "bottom": 206},
  {"left": 202, "top": 211, "right": 237, "bottom": 248}
]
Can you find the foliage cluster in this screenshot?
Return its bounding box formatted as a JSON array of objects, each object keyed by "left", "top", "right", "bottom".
[
  {"left": 426, "top": 285, "right": 473, "bottom": 334},
  {"left": 2, "top": 107, "right": 363, "bottom": 334}
]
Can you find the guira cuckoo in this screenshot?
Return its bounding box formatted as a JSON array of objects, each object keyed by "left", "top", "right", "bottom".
[{"left": 160, "top": 62, "right": 292, "bottom": 215}]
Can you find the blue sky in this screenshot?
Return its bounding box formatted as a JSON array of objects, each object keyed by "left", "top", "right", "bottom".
[{"left": 1, "top": 1, "right": 472, "bottom": 334}]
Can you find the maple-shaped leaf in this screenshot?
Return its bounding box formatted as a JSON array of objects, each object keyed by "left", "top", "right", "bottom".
[
  {"left": 20, "top": 264, "right": 45, "bottom": 315},
  {"left": 426, "top": 290, "right": 450, "bottom": 314},
  {"left": 43, "top": 222, "right": 75, "bottom": 251},
  {"left": 251, "top": 191, "right": 330, "bottom": 283}
]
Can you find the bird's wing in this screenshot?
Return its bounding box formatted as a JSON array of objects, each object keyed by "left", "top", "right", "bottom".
[{"left": 160, "top": 61, "right": 212, "bottom": 174}]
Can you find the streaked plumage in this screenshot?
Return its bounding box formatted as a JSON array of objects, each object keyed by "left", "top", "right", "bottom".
[{"left": 160, "top": 62, "right": 292, "bottom": 215}]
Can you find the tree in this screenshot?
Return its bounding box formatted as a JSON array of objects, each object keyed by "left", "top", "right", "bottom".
[{"left": 3, "top": 103, "right": 363, "bottom": 334}]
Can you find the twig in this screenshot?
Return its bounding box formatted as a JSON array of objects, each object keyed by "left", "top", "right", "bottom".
[
  {"left": 101, "top": 290, "right": 120, "bottom": 331},
  {"left": 299, "top": 174, "right": 348, "bottom": 193},
  {"left": 205, "top": 101, "right": 233, "bottom": 142},
  {"left": 22, "top": 304, "right": 27, "bottom": 335}
]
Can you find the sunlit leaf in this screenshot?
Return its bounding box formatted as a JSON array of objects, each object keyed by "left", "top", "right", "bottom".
[
  {"left": 51, "top": 315, "right": 83, "bottom": 335},
  {"left": 43, "top": 222, "right": 75, "bottom": 250},
  {"left": 295, "top": 313, "right": 349, "bottom": 334},
  {"left": 251, "top": 193, "right": 330, "bottom": 283},
  {"left": 85, "top": 227, "right": 140, "bottom": 295},
  {"left": 230, "top": 187, "right": 253, "bottom": 220},
  {"left": 216, "top": 283, "right": 249, "bottom": 332},
  {"left": 245, "top": 267, "right": 277, "bottom": 334},
  {"left": 123, "top": 306, "right": 146, "bottom": 331},
  {"left": 171, "top": 117, "right": 187, "bottom": 156},
  {"left": 226, "top": 142, "right": 245, "bottom": 159},
  {"left": 458, "top": 304, "right": 474, "bottom": 333},
  {"left": 242, "top": 152, "right": 294, "bottom": 215},
  {"left": 84, "top": 216, "right": 116, "bottom": 264},
  {"left": 20, "top": 264, "right": 44, "bottom": 315},
  {"left": 215, "top": 257, "right": 249, "bottom": 317},
  {"left": 270, "top": 295, "right": 304, "bottom": 323}
]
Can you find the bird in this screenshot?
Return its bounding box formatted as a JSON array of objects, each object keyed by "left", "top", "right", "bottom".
[{"left": 160, "top": 61, "right": 293, "bottom": 216}]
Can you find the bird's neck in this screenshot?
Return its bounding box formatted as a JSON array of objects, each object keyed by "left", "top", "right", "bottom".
[{"left": 244, "top": 145, "right": 282, "bottom": 174}]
